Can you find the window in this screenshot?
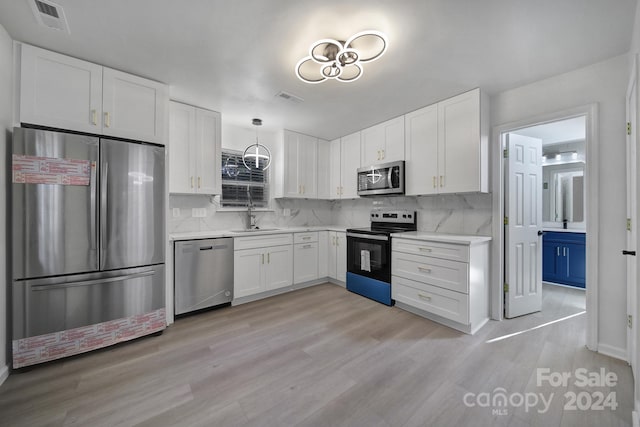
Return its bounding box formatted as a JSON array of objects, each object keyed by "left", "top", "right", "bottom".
[{"left": 220, "top": 149, "right": 269, "bottom": 208}]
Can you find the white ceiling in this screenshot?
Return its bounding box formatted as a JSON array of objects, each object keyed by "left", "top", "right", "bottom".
[
  {"left": 0, "top": 0, "right": 636, "bottom": 140},
  {"left": 511, "top": 116, "right": 586, "bottom": 145}
]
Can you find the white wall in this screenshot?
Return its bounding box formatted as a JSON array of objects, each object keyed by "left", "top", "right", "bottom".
[
  {"left": 491, "top": 54, "right": 629, "bottom": 354},
  {"left": 0, "top": 24, "right": 12, "bottom": 385}
]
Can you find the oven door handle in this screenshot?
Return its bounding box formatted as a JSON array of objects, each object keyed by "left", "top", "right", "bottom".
[{"left": 346, "top": 232, "right": 389, "bottom": 241}]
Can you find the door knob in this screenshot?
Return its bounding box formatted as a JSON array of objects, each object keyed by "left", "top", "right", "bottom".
[{"left": 622, "top": 250, "right": 637, "bottom": 256}]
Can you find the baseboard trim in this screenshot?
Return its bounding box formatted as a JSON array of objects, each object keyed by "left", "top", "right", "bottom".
[
  {"left": 232, "top": 279, "right": 330, "bottom": 306},
  {"left": 0, "top": 364, "right": 8, "bottom": 388},
  {"left": 597, "top": 343, "right": 627, "bottom": 361}
]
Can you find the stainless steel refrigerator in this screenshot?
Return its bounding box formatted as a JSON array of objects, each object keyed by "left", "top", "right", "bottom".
[{"left": 11, "top": 127, "right": 166, "bottom": 369}]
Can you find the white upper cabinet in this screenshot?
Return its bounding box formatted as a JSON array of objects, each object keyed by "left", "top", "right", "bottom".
[
  {"left": 329, "top": 138, "right": 342, "bottom": 199},
  {"left": 360, "top": 116, "right": 405, "bottom": 166},
  {"left": 317, "top": 139, "right": 331, "bottom": 199},
  {"left": 340, "top": 131, "right": 360, "bottom": 199},
  {"left": 19, "top": 44, "right": 168, "bottom": 144},
  {"left": 102, "top": 68, "right": 166, "bottom": 144},
  {"left": 405, "top": 104, "right": 438, "bottom": 196},
  {"left": 169, "top": 101, "right": 221, "bottom": 195},
  {"left": 275, "top": 130, "right": 318, "bottom": 198},
  {"left": 20, "top": 44, "right": 103, "bottom": 134},
  {"left": 404, "top": 88, "right": 488, "bottom": 195}
]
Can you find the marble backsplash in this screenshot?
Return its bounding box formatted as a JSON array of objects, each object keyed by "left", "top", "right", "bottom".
[
  {"left": 169, "top": 193, "right": 493, "bottom": 237},
  {"left": 168, "top": 195, "right": 333, "bottom": 233},
  {"left": 331, "top": 193, "right": 493, "bottom": 236}
]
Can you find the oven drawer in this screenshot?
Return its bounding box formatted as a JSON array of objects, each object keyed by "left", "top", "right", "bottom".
[
  {"left": 392, "top": 238, "right": 469, "bottom": 263},
  {"left": 392, "top": 276, "right": 469, "bottom": 325},
  {"left": 294, "top": 232, "right": 318, "bottom": 244},
  {"left": 391, "top": 251, "right": 469, "bottom": 293}
]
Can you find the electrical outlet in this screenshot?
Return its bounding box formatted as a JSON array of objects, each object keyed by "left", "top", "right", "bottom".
[
  {"left": 283, "top": 208, "right": 291, "bottom": 216},
  {"left": 172, "top": 208, "right": 181, "bottom": 218},
  {"left": 192, "top": 208, "right": 207, "bottom": 218}
]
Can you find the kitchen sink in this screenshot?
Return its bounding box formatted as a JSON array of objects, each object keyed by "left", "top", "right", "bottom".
[{"left": 229, "top": 228, "right": 280, "bottom": 233}]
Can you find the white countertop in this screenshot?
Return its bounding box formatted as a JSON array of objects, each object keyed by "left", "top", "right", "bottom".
[
  {"left": 391, "top": 231, "right": 492, "bottom": 245},
  {"left": 169, "top": 225, "right": 348, "bottom": 241}
]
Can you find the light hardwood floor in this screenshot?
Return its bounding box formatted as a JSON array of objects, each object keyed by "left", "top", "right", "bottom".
[{"left": 0, "top": 283, "right": 632, "bottom": 427}]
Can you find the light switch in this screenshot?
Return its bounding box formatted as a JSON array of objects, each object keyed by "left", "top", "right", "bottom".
[{"left": 172, "top": 208, "right": 181, "bottom": 218}]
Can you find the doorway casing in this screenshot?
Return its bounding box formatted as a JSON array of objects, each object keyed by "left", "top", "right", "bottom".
[{"left": 491, "top": 104, "right": 598, "bottom": 351}]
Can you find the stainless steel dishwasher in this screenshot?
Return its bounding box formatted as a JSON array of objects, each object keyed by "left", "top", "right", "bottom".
[{"left": 174, "top": 238, "right": 234, "bottom": 315}]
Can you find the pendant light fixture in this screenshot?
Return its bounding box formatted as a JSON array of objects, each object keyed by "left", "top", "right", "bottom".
[{"left": 242, "top": 118, "right": 271, "bottom": 171}]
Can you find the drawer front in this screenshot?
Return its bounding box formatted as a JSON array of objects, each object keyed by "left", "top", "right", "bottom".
[
  {"left": 392, "top": 251, "right": 469, "bottom": 293},
  {"left": 392, "top": 238, "right": 469, "bottom": 262},
  {"left": 392, "top": 276, "right": 469, "bottom": 325},
  {"left": 234, "top": 233, "right": 293, "bottom": 250},
  {"left": 294, "top": 232, "right": 319, "bottom": 244}
]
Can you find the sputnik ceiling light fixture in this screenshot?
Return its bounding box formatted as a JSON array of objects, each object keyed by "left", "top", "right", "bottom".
[
  {"left": 295, "top": 30, "right": 388, "bottom": 84},
  {"left": 242, "top": 118, "right": 271, "bottom": 171}
]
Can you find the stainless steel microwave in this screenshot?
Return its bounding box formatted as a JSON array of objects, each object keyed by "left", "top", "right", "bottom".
[{"left": 357, "top": 160, "right": 405, "bottom": 196}]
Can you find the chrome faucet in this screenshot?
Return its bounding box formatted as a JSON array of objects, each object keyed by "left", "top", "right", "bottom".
[{"left": 246, "top": 186, "right": 257, "bottom": 229}]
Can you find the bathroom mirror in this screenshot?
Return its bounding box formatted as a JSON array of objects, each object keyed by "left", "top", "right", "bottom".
[{"left": 543, "top": 163, "right": 585, "bottom": 224}]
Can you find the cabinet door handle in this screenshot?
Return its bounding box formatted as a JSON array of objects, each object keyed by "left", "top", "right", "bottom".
[
  {"left": 336, "top": 186, "right": 340, "bottom": 195},
  {"left": 418, "top": 266, "right": 432, "bottom": 273},
  {"left": 418, "top": 293, "right": 432, "bottom": 301},
  {"left": 91, "top": 109, "right": 97, "bottom": 125},
  {"left": 261, "top": 254, "right": 264, "bottom": 264},
  {"left": 104, "top": 112, "right": 111, "bottom": 128},
  {"left": 333, "top": 236, "right": 336, "bottom": 246},
  {"left": 198, "top": 176, "right": 201, "bottom": 189},
  {"left": 190, "top": 177, "right": 194, "bottom": 189},
  {"left": 433, "top": 176, "right": 436, "bottom": 189},
  {"left": 418, "top": 247, "right": 432, "bottom": 252},
  {"left": 382, "top": 149, "right": 385, "bottom": 159},
  {"left": 267, "top": 252, "right": 270, "bottom": 263},
  {"left": 341, "top": 186, "right": 344, "bottom": 195},
  {"left": 440, "top": 175, "right": 444, "bottom": 187},
  {"left": 303, "top": 185, "right": 305, "bottom": 194},
  {"left": 377, "top": 150, "right": 380, "bottom": 160}
]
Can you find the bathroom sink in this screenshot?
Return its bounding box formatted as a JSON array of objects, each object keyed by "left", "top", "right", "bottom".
[{"left": 229, "top": 228, "right": 280, "bottom": 233}]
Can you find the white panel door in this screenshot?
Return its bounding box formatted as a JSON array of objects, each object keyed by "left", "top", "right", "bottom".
[
  {"left": 317, "top": 140, "right": 331, "bottom": 199},
  {"left": 102, "top": 67, "right": 166, "bottom": 144},
  {"left": 168, "top": 102, "right": 195, "bottom": 194},
  {"left": 195, "top": 108, "right": 221, "bottom": 194},
  {"left": 626, "top": 60, "right": 638, "bottom": 372},
  {"left": 265, "top": 245, "right": 293, "bottom": 290},
  {"left": 505, "top": 134, "right": 543, "bottom": 318},
  {"left": 340, "top": 132, "right": 360, "bottom": 199},
  {"left": 361, "top": 122, "right": 385, "bottom": 166},
  {"left": 234, "top": 248, "right": 265, "bottom": 298},
  {"left": 380, "top": 116, "right": 405, "bottom": 162},
  {"left": 405, "top": 105, "right": 438, "bottom": 196},
  {"left": 438, "top": 89, "right": 480, "bottom": 193},
  {"left": 329, "top": 139, "right": 342, "bottom": 199},
  {"left": 20, "top": 44, "right": 103, "bottom": 133}
]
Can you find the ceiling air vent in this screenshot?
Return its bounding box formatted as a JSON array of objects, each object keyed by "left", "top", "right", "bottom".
[
  {"left": 28, "top": 0, "right": 70, "bottom": 33},
  {"left": 276, "top": 91, "right": 304, "bottom": 104}
]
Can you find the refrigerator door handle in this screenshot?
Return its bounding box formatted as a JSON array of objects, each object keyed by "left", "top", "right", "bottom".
[
  {"left": 100, "top": 161, "right": 108, "bottom": 265},
  {"left": 30, "top": 270, "right": 155, "bottom": 291},
  {"left": 89, "top": 161, "right": 97, "bottom": 251}
]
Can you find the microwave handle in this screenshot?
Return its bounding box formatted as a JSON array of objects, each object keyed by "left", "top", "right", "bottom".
[{"left": 388, "top": 168, "right": 394, "bottom": 189}]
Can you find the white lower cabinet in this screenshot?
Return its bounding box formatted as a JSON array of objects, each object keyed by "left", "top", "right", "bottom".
[
  {"left": 392, "top": 236, "right": 490, "bottom": 334},
  {"left": 233, "top": 234, "right": 293, "bottom": 299},
  {"left": 293, "top": 232, "right": 319, "bottom": 284},
  {"left": 327, "top": 231, "right": 346, "bottom": 282}
]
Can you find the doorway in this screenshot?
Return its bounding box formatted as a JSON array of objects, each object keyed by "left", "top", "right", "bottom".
[
  {"left": 504, "top": 118, "right": 587, "bottom": 319},
  {"left": 491, "top": 104, "right": 599, "bottom": 350}
]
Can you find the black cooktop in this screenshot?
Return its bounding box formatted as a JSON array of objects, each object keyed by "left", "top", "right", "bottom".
[{"left": 346, "top": 209, "right": 417, "bottom": 236}]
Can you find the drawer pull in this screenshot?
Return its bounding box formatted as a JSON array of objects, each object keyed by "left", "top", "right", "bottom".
[
  {"left": 418, "top": 293, "right": 432, "bottom": 301},
  {"left": 418, "top": 267, "right": 432, "bottom": 273},
  {"left": 302, "top": 236, "right": 311, "bottom": 240},
  {"left": 419, "top": 247, "right": 432, "bottom": 252},
  {"left": 302, "top": 244, "right": 312, "bottom": 249}
]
